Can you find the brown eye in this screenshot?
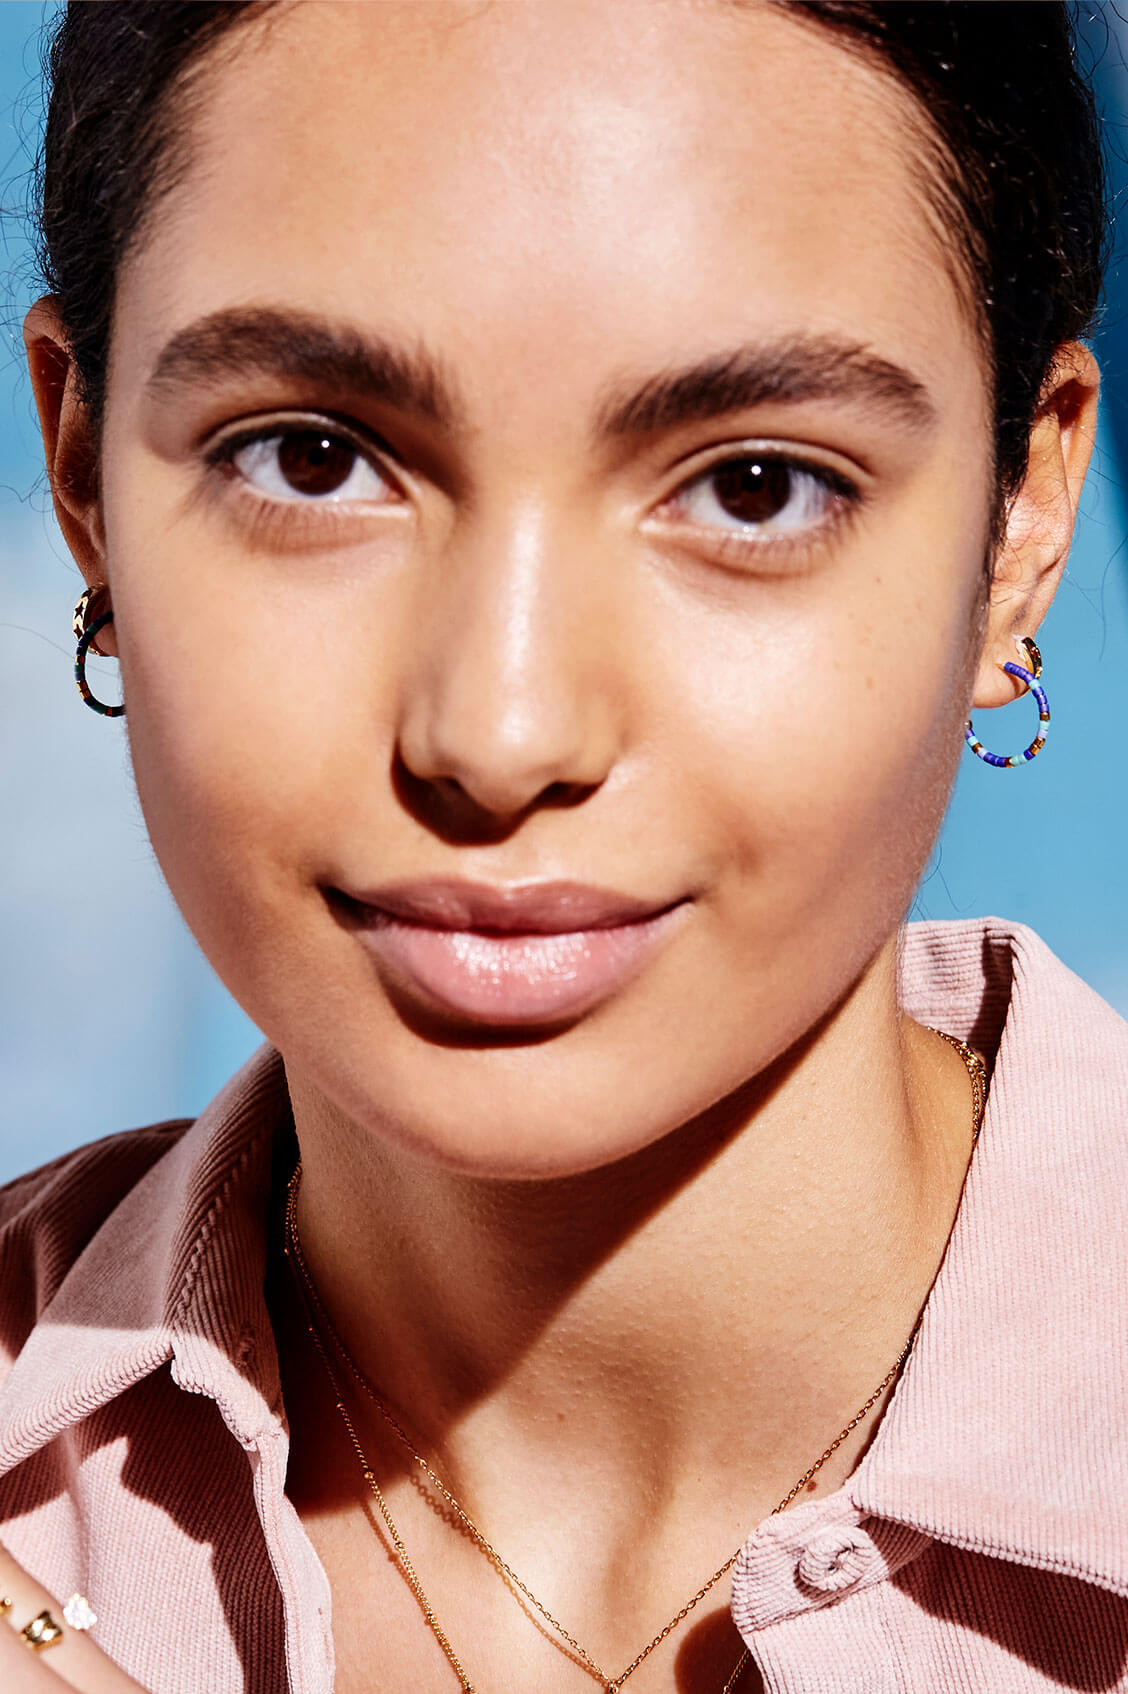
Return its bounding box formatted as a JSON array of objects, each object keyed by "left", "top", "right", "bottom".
[
  {"left": 226, "top": 426, "right": 396, "bottom": 504},
  {"left": 277, "top": 431, "right": 358, "bottom": 496},
  {"left": 711, "top": 459, "right": 793, "bottom": 524},
  {"left": 670, "top": 453, "right": 849, "bottom": 541}
]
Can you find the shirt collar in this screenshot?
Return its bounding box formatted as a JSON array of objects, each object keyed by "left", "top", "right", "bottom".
[
  {"left": 2, "top": 919, "right": 1125, "bottom": 1594},
  {"left": 0, "top": 1045, "right": 291, "bottom": 1475},
  {"left": 852, "top": 918, "right": 1128, "bottom": 1596}
]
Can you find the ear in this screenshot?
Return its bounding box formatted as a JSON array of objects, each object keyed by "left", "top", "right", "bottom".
[
  {"left": 24, "top": 295, "right": 117, "bottom": 656},
  {"left": 973, "top": 340, "right": 1099, "bottom": 708}
]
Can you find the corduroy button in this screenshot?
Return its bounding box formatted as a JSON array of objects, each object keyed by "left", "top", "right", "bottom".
[
  {"left": 796, "top": 1525, "right": 880, "bottom": 1595},
  {"left": 732, "top": 1501, "right": 932, "bottom": 1632}
]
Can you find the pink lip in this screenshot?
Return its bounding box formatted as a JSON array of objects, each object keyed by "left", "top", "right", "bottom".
[{"left": 332, "top": 878, "right": 689, "bottom": 1025}]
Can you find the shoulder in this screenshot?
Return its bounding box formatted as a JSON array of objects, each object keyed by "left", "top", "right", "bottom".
[{"left": 0, "top": 1120, "right": 193, "bottom": 1349}]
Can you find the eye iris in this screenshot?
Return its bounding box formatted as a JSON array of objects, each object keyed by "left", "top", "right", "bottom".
[
  {"left": 277, "top": 432, "right": 356, "bottom": 496},
  {"left": 712, "top": 459, "right": 792, "bottom": 524}
]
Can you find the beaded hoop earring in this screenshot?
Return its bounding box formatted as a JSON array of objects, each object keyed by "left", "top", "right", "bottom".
[
  {"left": 964, "top": 636, "right": 1047, "bottom": 768},
  {"left": 73, "top": 587, "right": 125, "bottom": 718}
]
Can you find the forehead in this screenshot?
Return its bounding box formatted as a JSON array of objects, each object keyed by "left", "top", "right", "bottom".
[{"left": 118, "top": 0, "right": 980, "bottom": 425}]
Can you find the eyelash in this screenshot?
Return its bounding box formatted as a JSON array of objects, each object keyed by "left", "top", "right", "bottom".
[
  {"left": 206, "top": 417, "right": 403, "bottom": 496},
  {"left": 655, "top": 452, "right": 860, "bottom": 568},
  {"left": 204, "top": 416, "right": 862, "bottom": 562}
]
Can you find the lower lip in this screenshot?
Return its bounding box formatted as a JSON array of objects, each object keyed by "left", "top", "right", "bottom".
[{"left": 346, "top": 904, "right": 687, "bottom": 1025}]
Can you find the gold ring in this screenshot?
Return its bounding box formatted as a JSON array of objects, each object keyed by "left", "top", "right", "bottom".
[
  {"left": 21, "top": 1609, "right": 64, "bottom": 1650},
  {"left": 0, "top": 1596, "right": 12, "bottom": 1615}
]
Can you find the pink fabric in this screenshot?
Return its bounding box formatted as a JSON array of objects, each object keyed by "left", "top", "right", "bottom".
[{"left": 1, "top": 917, "right": 1126, "bottom": 1692}]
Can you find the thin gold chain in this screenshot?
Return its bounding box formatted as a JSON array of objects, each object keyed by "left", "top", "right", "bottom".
[
  {"left": 284, "top": 1027, "right": 985, "bottom": 1694},
  {"left": 931, "top": 1027, "right": 988, "bottom": 1144}
]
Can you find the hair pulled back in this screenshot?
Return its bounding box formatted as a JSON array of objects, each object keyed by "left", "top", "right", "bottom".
[{"left": 37, "top": 0, "right": 1106, "bottom": 513}]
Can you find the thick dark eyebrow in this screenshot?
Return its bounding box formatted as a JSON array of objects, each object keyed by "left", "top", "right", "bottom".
[
  {"left": 594, "top": 335, "right": 936, "bottom": 441},
  {"left": 148, "top": 311, "right": 933, "bottom": 447},
  {"left": 146, "top": 306, "right": 463, "bottom": 428}
]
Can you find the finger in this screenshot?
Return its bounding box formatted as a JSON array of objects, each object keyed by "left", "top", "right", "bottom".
[
  {"left": 0, "top": 1545, "right": 146, "bottom": 1692},
  {"left": 0, "top": 1616, "right": 76, "bottom": 1693}
]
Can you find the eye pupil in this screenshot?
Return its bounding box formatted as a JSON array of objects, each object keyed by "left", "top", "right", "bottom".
[
  {"left": 277, "top": 431, "right": 356, "bottom": 496},
  {"left": 712, "top": 459, "right": 792, "bottom": 524}
]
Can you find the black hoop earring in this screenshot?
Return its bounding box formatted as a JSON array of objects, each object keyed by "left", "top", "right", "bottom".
[{"left": 73, "top": 590, "right": 125, "bottom": 717}]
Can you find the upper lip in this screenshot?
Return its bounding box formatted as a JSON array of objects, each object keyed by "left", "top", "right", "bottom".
[{"left": 335, "top": 878, "right": 684, "bottom": 934}]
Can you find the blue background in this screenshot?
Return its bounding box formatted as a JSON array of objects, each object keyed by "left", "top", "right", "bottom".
[{"left": 2, "top": 4, "right": 1127, "bottom": 1180}]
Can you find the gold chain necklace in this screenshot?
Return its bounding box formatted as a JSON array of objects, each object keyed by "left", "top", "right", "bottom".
[{"left": 283, "top": 1026, "right": 985, "bottom": 1694}]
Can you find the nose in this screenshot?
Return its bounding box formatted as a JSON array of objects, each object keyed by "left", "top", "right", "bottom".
[{"left": 395, "top": 504, "right": 623, "bottom": 827}]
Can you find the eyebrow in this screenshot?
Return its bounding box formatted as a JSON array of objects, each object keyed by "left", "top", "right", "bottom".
[
  {"left": 146, "top": 307, "right": 463, "bottom": 428},
  {"left": 593, "top": 335, "right": 936, "bottom": 440},
  {"left": 147, "top": 308, "right": 935, "bottom": 441}
]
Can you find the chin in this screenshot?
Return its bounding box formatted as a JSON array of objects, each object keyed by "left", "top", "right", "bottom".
[{"left": 279, "top": 992, "right": 744, "bottom": 1183}]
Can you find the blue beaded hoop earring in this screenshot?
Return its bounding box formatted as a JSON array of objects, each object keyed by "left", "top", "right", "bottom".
[
  {"left": 73, "top": 587, "right": 125, "bottom": 718},
  {"left": 964, "top": 636, "right": 1047, "bottom": 768}
]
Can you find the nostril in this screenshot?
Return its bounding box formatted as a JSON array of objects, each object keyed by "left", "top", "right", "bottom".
[
  {"left": 391, "top": 751, "right": 603, "bottom": 844},
  {"left": 390, "top": 751, "right": 531, "bottom": 844},
  {"left": 534, "top": 778, "right": 601, "bottom": 810}
]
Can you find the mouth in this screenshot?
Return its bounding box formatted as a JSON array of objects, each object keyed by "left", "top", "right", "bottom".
[{"left": 327, "top": 877, "right": 690, "bottom": 1026}]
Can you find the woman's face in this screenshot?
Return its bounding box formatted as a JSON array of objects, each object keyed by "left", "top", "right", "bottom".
[{"left": 91, "top": 0, "right": 993, "bottom": 1174}]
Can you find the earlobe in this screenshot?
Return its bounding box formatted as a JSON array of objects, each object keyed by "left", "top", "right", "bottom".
[
  {"left": 971, "top": 341, "right": 1099, "bottom": 710},
  {"left": 23, "top": 294, "right": 106, "bottom": 582}
]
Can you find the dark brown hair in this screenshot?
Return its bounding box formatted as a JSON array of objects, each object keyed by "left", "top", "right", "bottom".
[{"left": 36, "top": 0, "right": 1107, "bottom": 515}]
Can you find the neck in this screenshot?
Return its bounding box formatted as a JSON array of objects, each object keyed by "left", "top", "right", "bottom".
[{"left": 284, "top": 933, "right": 977, "bottom": 1538}]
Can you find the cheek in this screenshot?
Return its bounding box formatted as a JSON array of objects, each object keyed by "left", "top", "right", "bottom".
[
  {"left": 102, "top": 527, "right": 379, "bottom": 1017},
  {"left": 118, "top": 604, "right": 404, "bottom": 1066},
  {"left": 121, "top": 611, "right": 301, "bottom": 879},
  {"left": 658, "top": 536, "right": 979, "bottom": 953},
  {"left": 102, "top": 432, "right": 393, "bottom": 860}
]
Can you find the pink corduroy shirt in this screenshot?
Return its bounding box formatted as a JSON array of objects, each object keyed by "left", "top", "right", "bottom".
[{"left": 0, "top": 916, "right": 1126, "bottom": 1692}]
